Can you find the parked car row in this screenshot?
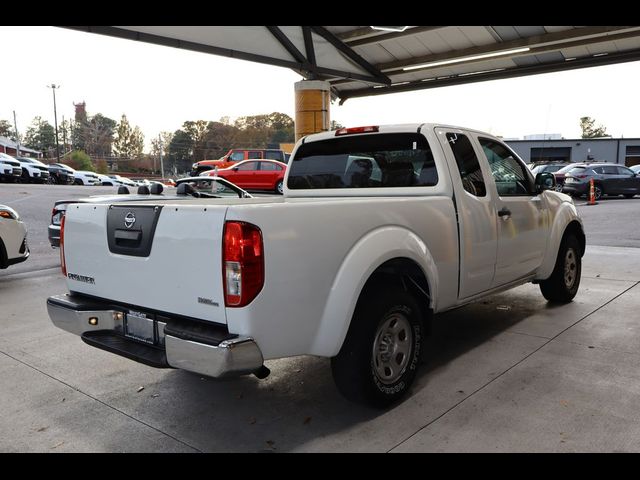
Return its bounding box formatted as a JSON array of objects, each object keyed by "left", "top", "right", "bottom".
[{"left": 529, "top": 161, "right": 640, "bottom": 199}]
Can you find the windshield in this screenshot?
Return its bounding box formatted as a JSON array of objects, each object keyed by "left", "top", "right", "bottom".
[
  {"left": 288, "top": 133, "right": 438, "bottom": 189},
  {"left": 176, "top": 177, "right": 252, "bottom": 198}
]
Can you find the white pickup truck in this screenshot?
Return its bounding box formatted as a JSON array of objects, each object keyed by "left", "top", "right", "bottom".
[{"left": 47, "top": 124, "right": 585, "bottom": 407}]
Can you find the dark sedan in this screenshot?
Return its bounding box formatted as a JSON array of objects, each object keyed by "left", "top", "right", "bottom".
[{"left": 562, "top": 162, "right": 640, "bottom": 200}]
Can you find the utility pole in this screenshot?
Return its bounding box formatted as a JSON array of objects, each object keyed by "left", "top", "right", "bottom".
[
  {"left": 62, "top": 115, "right": 67, "bottom": 156},
  {"left": 12, "top": 111, "right": 20, "bottom": 156},
  {"left": 48, "top": 84, "right": 60, "bottom": 162},
  {"left": 159, "top": 134, "right": 164, "bottom": 180}
]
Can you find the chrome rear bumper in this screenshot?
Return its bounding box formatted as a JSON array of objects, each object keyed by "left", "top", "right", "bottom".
[{"left": 47, "top": 294, "right": 264, "bottom": 378}]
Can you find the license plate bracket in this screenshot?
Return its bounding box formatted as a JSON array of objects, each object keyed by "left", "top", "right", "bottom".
[{"left": 124, "top": 311, "right": 155, "bottom": 345}]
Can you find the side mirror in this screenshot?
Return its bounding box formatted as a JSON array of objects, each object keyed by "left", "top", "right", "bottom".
[
  {"left": 232, "top": 167, "right": 239, "bottom": 171},
  {"left": 535, "top": 172, "right": 556, "bottom": 193}
]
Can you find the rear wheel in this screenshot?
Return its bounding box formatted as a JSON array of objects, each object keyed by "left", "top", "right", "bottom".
[
  {"left": 539, "top": 234, "right": 581, "bottom": 303},
  {"left": 331, "top": 284, "right": 425, "bottom": 408},
  {"left": 594, "top": 184, "right": 603, "bottom": 200},
  {"left": 275, "top": 180, "right": 283, "bottom": 195}
]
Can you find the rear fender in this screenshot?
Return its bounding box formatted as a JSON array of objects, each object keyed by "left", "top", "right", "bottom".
[{"left": 309, "top": 226, "right": 438, "bottom": 357}]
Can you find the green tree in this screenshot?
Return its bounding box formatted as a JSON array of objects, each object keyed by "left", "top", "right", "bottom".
[
  {"left": 204, "top": 122, "right": 239, "bottom": 159},
  {"left": 580, "top": 116, "right": 610, "bottom": 138},
  {"left": 183, "top": 120, "right": 209, "bottom": 161},
  {"left": 150, "top": 131, "right": 174, "bottom": 172},
  {"left": 130, "top": 126, "right": 144, "bottom": 160},
  {"left": 0, "top": 120, "right": 16, "bottom": 139},
  {"left": 113, "top": 114, "right": 133, "bottom": 158},
  {"left": 68, "top": 150, "right": 94, "bottom": 171},
  {"left": 24, "top": 116, "right": 56, "bottom": 155},
  {"left": 167, "top": 130, "right": 193, "bottom": 173},
  {"left": 233, "top": 112, "right": 294, "bottom": 147},
  {"left": 114, "top": 115, "right": 145, "bottom": 161}
]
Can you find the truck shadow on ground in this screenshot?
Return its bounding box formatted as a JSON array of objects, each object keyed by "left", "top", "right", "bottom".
[{"left": 123, "top": 286, "right": 563, "bottom": 452}]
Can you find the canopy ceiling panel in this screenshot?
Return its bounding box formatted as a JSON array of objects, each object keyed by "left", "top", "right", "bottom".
[{"left": 63, "top": 26, "right": 640, "bottom": 104}]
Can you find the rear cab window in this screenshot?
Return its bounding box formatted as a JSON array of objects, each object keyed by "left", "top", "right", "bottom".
[{"left": 288, "top": 133, "right": 438, "bottom": 190}]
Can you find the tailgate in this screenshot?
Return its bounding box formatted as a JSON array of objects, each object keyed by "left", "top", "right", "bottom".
[{"left": 63, "top": 203, "right": 228, "bottom": 324}]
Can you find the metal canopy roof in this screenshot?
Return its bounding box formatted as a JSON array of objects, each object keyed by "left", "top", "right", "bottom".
[{"left": 64, "top": 26, "right": 640, "bottom": 104}]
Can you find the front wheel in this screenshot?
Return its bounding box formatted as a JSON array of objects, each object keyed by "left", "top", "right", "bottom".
[
  {"left": 594, "top": 184, "right": 603, "bottom": 200},
  {"left": 331, "top": 284, "right": 425, "bottom": 408},
  {"left": 539, "top": 235, "right": 581, "bottom": 303}
]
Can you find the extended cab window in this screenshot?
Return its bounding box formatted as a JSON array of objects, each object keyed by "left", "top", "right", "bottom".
[
  {"left": 479, "top": 138, "right": 534, "bottom": 196},
  {"left": 446, "top": 133, "right": 486, "bottom": 197},
  {"left": 265, "top": 150, "right": 284, "bottom": 161},
  {"left": 288, "top": 133, "right": 438, "bottom": 189}
]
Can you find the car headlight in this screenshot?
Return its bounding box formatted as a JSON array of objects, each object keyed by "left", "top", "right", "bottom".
[{"left": 0, "top": 206, "right": 20, "bottom": 220}]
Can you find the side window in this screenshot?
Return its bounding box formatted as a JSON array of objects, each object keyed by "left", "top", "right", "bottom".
[
  {"left": 248, "top": 151, "right": 262, "bottom": 159},
  {"left": 602, "top": 165, "right": 618, "bottom": 175},
  {"left": 446, "top": 132, "right": 486, "bottom": 197},
  {"left": 230, "top": 151, "right": 245, "bottom": 161},
  {"left": 259, "top": 162, "right": 279, "bottom": 171},
  {"left": 479, "top": 138, "right": 534, "bottom": 196},
  {"left": 265, "top": 150, "right": 283, "bottom": 161},
  {"left": 617, "top": 166, "right": 634, "bottom": 175},
  {"left": 237, "top": 161, "right": 258, "bottom": 171},
  {"left": 592, "top": 167, "right": 605, "bottom": 174}
]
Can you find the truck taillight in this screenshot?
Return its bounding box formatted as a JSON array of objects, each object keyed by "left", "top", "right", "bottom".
[
  {"left": 223, "top": 221, "right": 264, "bottom": 307},
  {"left": 60, "top": 214, "right": 67, "bottom": 277}
]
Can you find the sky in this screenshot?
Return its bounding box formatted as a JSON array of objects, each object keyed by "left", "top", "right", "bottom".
[{"left": 3, "top": 25, "right": 640, "bottom": 150}]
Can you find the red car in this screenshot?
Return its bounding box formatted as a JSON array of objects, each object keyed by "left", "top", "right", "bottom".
[{"left": 203, "top": 159, "right": 286, "bottom": 194}]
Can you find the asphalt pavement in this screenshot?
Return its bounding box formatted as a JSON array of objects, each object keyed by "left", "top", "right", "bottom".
[{"left": 1, "top": 185, "right": 640, "bottom": 452}]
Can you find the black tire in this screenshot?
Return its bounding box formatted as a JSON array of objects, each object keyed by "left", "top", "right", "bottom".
[
  {"left": 275, "top": 180, "right": 283, "bottom": 195},
  {"left": 331, "top": 283, "right": 425, "bottom": 408},
  {"left": 624, "top": 194, "right": 635, "bottom": 199},
  {"left": 74, "top": 178, "right": 82, "bottom": 185},
  {"left": 539, "top": 235, "right": 581, "bottom": 303}
]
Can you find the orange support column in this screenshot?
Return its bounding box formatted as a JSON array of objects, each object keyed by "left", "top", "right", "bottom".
[{"left": 294, "top": 80, "right": 331, "bottom": 142}]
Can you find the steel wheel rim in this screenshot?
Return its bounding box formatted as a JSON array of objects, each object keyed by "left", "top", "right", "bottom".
[
  {"left": 564, "top": 248, "right": 577, "bottom": 289},
  {"left": 372, "top": 313, "right": 413, "bottom": 385},
  {"left": 277, "top": 181, "right": 283, "bottom": 194},
  {"left": 595, "top": 186, "right": 602, "bottom": 200}
]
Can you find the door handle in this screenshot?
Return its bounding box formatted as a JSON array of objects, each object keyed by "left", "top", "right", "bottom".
[{"left": 498, "top": 207, "right": 511, "bottom": 219}]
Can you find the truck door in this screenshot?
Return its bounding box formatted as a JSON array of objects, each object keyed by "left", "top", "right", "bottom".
[
  {"left": 435, "top": 128, "right": 498, "bottom": 299},
  {"left": 477, "top": 137, "right": 550, "bottom": 287}
]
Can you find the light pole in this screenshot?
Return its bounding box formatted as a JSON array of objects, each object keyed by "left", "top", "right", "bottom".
[{"left": 48, "top": 84, "right": 60, "bottom": 162}]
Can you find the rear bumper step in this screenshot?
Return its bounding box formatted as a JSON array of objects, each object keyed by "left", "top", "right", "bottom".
[
  {"left": 47, "top": 293, "right": 264, "bottom": 378},
  {"left": 82, "top": 330, "right": 168, "bottom": 368}
]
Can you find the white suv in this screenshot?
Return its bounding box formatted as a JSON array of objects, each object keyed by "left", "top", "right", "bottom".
[
  {"left": 74, "top": 170, "right": 101, "bottom": 186},
  {"left": 16, "top": 157, "right": 50, "bottom": 183},
  {"left": 0, "top": 152, "right": 22, "bottom": 182}
]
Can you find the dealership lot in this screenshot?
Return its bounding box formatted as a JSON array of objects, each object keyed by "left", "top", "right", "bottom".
[{"left": 2, "top": 184, "right": 640, "bottom": 452}]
